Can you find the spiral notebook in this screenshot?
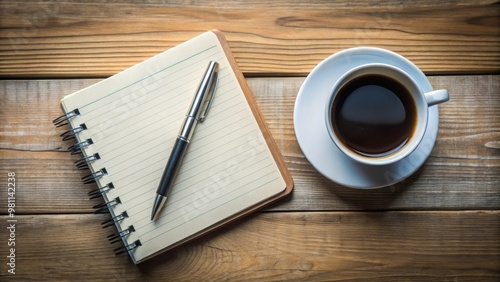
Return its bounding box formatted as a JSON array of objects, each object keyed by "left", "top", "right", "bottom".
[{"left": 52, "top": 30, "right": 293, "bottom": 264}]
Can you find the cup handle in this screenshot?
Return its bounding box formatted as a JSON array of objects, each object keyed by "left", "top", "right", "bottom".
[{"left": 424, "top": 89, "right": 449, "bottom": 106}]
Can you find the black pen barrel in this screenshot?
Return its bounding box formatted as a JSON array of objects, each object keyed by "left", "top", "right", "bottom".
[{"left": 156, "top": 138, "right": 189, "bottom": 196}]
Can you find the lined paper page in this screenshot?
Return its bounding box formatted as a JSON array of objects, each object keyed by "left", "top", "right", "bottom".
[{"left": 61, "top": 31, "right": 286, "bottom": 263}]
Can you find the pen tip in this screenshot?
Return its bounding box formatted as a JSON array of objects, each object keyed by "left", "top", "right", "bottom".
[
  {"left": 151, "top": 195, "right": 167, "bottom": 221},
  {"left": 150, "top": 205, "right": 159, "bottom": 221}
]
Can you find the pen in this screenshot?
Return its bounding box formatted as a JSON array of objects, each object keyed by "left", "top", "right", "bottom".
[{"left": 151, "top": 61, "right": 219, "bottom": 221}]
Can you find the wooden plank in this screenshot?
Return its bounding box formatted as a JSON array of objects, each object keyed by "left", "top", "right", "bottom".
[
  {"left": 0, "top": 211, "right": 498, "bottom": 281},
  {"left": 0, "top": 76, "right": 499, "bottom": 214},
  {"left": 0, "top": 80, "right": 99, "bottom": 213},
  {"left": 0, "top": 0, "right": 499, "bottom": 77}
]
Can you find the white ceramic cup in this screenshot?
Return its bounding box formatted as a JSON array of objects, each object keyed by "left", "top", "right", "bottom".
[{"left": 325, "top": 63, "right": 449, "bottom": 166}]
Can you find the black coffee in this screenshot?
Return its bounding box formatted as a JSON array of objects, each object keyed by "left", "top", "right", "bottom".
[{"left": 331, "top": 74, "right": 416, "bottom": 156}]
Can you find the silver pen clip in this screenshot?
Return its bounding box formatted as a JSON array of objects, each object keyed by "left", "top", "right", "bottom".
[{"left": 199, "top": 70, "right": 218, "bottom": 123}]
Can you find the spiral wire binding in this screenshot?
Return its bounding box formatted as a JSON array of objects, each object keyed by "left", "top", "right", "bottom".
[
  {"left": 60, "top": 123, "right": 87, "bottom": 141},
  {"left": 67, "top": 138, "right": 93, "bottom": 155},
  {"left": 101, "top": 211, "right": 129, "bottom": 229},
  {"left": 82, "top": 168, "right": 107, "bottom": 184},
  {"left": 52, "top": 108, "right": 80, "bottom": 127},
  {"left": 93, "top": 197, "right": 121, "bottom": 214},
  {"left": 53, "top": 109, "right": 143, "bottom": 257},
  {"left": 75, "top": 153, "right": 101, "bottom": 170},
  {"left": 102, "top": 212, "right": 127, "bottom": 228},
  {"left": 107, "top": 225, "right": 136, "bottom": 244},
  {"left": 88, "top": 182, "right": 113, "bottom": 199},
  {"left": 114, "top": 240, "right": 142, "bottom": 256}
]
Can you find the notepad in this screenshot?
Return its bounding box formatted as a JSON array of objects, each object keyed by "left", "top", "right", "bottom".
[{"left": 53, "top": 30, "right": 293, "bottom": 263}]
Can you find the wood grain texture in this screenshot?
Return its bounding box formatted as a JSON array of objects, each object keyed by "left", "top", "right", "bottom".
[
  {"left": 1, "top": 1, "right": 498, "bottom": 280},
  {"left": 0, "top": 0, "right": 499, "bottom": 77},
  {"left": 0, "top": 211, "right": 498, "bottom": 281},
  {"left": 0, "top": 76, "right": 498, "bottom": 214}
]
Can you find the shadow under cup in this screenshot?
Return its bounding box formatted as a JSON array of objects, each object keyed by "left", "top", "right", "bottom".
[{"left": 326, "top": 63, "right": 448, "bottom": 166}]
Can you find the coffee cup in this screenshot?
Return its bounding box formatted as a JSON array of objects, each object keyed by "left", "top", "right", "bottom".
[{"left": 325, "top": 63, "right": 449, "bottom": 166}]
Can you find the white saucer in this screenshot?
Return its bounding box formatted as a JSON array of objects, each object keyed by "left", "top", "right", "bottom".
[{"left": 294, "top": 47, "right": 439, "bottom": 189}]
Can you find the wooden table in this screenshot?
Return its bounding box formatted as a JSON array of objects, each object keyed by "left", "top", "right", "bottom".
[{"left": 1, "top": 1, "right": 499, "bottom": 281}]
